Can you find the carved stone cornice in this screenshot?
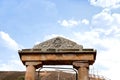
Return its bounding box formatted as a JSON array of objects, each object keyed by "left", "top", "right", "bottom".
[{"left": 33, "top": 37, "right": 83, "bottom": 52}]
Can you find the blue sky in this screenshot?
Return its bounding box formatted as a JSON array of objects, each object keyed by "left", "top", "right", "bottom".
[{"left": 0, "top": 0, "right": 120, "bottom": 80}]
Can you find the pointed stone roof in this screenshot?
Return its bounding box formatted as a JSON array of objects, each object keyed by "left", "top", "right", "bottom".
[{"left": 33, "top": 37, "right": 83, "bottom": 51}]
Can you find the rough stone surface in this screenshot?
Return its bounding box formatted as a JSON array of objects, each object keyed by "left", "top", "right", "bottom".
[
  {"left": 25, "top": 65, "right": 35, "bottom": 80},
  {"left": 33, "top": 37, "right": 83, "bottom": 51}
]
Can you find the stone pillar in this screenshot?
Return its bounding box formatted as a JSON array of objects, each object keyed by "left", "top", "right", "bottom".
[
  {"left": 73, "top": 61, "right": 89, "bottom": 80},
  {"left": 25, "top": 65, "right": 35, "bottom": 80},
  {"left": 25, "top": 62, "right": 42, "bottom": 80}
]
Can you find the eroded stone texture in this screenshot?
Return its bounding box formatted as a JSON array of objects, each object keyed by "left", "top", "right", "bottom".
[
  {"left": 25, "top": 65, "right": 35, "bottom": 80},
  {"left": 73, "top": 61, "right": 89, "bottom": 80},
  {"left": 33, "top": 37, "right": 83, "bottom": 51}
]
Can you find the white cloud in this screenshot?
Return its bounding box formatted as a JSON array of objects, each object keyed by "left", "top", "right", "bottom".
[
  {"left": 81, "top": 19, "right": 89, "bottom": 25},
  {"left": 0, "top": 31, "right": 22, "bottom": 50},
  {"left": 89, "top": 0, "right": 120, "bottom": 9},
  {"left": 58, "top": 19, "right": 90, "bottom": 27},
  {"left": 0, "top": 59, "right": 25, "bottom": 71},
  {"left": 91, "top": 9, "right": 113, "bottom": 28},
  {"left": 58, "top": 19, "right": 80, "bottom": 27},
  {"left": 95, "top": 39, "right": 120, "bottom": 80},
  {"left": 0, "top": 31, "right": 25, "bottom": 71},
  {"left": 91, "top": 9, "right": 120, "bottom": 36}
]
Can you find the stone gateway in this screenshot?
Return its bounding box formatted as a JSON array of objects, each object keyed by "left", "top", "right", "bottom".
[{"left": 18, "top": 37, "right": 96, "bottom": 80}]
